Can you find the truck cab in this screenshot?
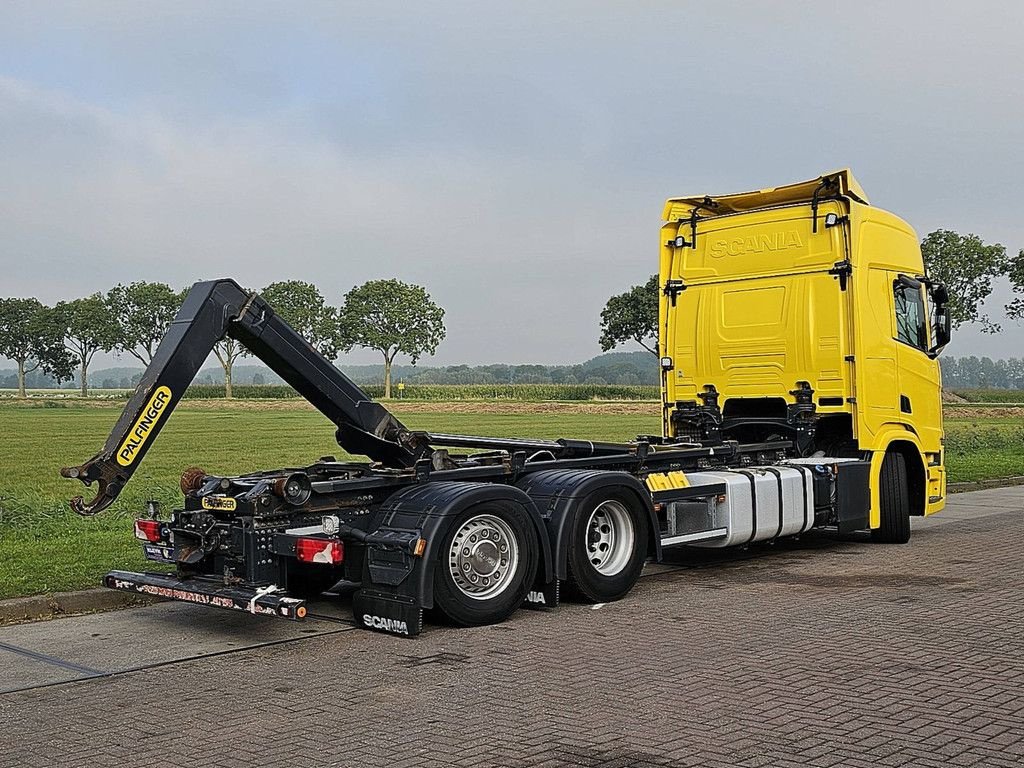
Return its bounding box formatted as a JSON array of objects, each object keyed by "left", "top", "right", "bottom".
[{"left": 659, "top": 170, "right": 950, "bottom": 537}]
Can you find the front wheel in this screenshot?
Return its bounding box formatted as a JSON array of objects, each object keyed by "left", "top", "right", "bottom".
[
  {"left": 566, "top": 490, "right": 649, "bottom": 602},
  {"left": 872, "top": 451, "right": 912, "bottom": 544},
  {"left": 432, "top": 502, "right": 538, "bottom": 626}
]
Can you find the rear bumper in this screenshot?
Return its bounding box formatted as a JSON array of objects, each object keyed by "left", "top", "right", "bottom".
[{"left": 104, "top": 570, "right": 308, "bottom": 621}]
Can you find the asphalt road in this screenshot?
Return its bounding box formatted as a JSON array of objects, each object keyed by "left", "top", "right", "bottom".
[{"left": 1, "top": 486, "right": 1022, "bottom": 767}]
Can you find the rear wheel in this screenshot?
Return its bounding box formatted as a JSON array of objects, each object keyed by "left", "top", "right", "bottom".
[
  {"left": 566, "top": 490, "right": 649, "bottom": 602},
  {"left": 872, "top": 451, "right": 911, "bottom": 543},
  {"left": 433, "top": 502, "right": 537, "bottom": 626}
]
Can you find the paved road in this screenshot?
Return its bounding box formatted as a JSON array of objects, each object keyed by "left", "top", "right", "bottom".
[{"left": 1, "top": 487, "right": 1022, "bottom": 767}]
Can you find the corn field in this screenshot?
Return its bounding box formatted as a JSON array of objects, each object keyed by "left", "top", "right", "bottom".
[{"left": 181, "top": 383, "right": 660, "bottom": 401}]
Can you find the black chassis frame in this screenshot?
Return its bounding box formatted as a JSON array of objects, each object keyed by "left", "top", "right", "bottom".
[
  {"left": 115, "top": 436, "right": 790, "bottom": 637},
  {"left": 64, "top": 278, "right": 792, "bottom": 637}
]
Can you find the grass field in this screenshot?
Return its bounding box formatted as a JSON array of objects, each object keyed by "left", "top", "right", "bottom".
[
  {"left": 942, "top": 411, "right": 1024, "bottom": 485},
  {"left": 0, "top": 399, "right": 1021, "bottom": 599},
  {"left": 0, "top": 400, "right": 662, "bottom": 599},
  {"left": 948, "top": 389, "right": 1024, "bottom": 404}
]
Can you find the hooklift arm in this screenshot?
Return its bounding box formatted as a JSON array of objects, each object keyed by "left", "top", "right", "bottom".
[{"left": 62, "top": 278, "right": 430, "bottom": 515}]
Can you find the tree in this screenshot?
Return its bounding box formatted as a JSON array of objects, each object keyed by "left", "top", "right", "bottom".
[
  {"left": 53, "top": 294, "right": 119, "bottom": 397},
  {"left": 339, "top": 279, "right": 446, "bottom": 398},
  {"left": 260, "top": 280, "right": 343, "bottom": 358},
  {"left": 0, "top": 298, "right": 74, "bottom": 397},
  {"left": 1006, "top": 249, "right": 1024, "bottom": 322},
  {"left": 107, "top": 282, "right": 184, "bottom": 365},
  {"left": 214, "top": 337, "right": 244, "bottom": 399},
  {"left": 920, "top": 230, "right": 1008, "bottom": 332},
  {"left": 208, "top": 284, "right": 261, "bottom": 399},
  {"left": 598, "top": 274, "right": 659, "bottom": 356}
]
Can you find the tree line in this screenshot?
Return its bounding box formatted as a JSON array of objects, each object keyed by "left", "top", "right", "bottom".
[
  {"left": 0, "top": 279, "right": 445, "bottom": 399},
  {"left": 940, "top": 356, "right": 1024, "bottom": 389},
  {"left": 598, "top": 229, "right": 1024, "bottom": 355},
  {"left": 5, "top": 354, "right": 1019, "bottom": 392},
  {"left": 3, "top": 229, "right": 1020, "bottom": 400}
]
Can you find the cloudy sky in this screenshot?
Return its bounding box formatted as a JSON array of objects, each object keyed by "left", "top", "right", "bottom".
[{"left": 2, "top": 1, "right": 1022, "bottom": 368}]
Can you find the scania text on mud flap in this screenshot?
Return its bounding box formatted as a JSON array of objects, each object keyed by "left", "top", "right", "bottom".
[{"left": 63, "top": 170, "right": 949, "bottom": 636}]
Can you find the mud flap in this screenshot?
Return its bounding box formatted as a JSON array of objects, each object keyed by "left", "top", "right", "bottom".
[
  {"left": 522, "top": 574, "right": 559, "bottom": 611},
  {"left": 835, "top": 460, "right": 871, "bottom": 533},
  {"left": 352, "top": 589, "right": 423, "bottom": 637}
]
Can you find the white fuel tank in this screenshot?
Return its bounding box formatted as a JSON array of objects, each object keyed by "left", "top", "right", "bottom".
[{"left": 683, "top": 466, "right": 814, "bottom": 548}]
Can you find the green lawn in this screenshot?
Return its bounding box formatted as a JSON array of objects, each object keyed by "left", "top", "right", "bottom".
[
  {"left": 943, "top": 415, "right": 1024, "bottom": 482},
  {"left": 0, "top": 400, "right": 1020, "bottom": 599},
  {"left": 0, "top": 402, "right": 661, "bottom": 599}
]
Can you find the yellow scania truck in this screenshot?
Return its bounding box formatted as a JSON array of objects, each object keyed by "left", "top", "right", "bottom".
[
  {"left": 65, "top": 170, "right": 950, "bottom": 636},
  {"left": 660, "top": 169, "right": 949, "bottom": 543}
]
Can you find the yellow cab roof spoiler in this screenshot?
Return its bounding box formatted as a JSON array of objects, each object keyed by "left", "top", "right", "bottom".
[{"left": 663, "top": 169, "right": 870, "bottom": 221}]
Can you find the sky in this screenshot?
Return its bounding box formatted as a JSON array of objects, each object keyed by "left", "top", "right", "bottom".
[{"left": 1, "top": 1, "right": 1023, "bottom": 369}]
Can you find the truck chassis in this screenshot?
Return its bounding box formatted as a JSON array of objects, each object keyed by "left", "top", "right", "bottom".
[{"left": 64, "top": 279, "right": 873, "bottom": 637}]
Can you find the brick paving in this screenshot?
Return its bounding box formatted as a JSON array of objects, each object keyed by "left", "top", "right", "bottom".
[{"left": 1, "top": 492, "right": 1022, "bottom": 767}]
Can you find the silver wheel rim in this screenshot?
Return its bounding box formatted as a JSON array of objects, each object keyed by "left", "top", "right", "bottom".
[
  {"left": 585, "top": 500, "right": 635, "bottom": 576},
  {"left": 448, "top": 514, "right": 519, "bottom": 600}
]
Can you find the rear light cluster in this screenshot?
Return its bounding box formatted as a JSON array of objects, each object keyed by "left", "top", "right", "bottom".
[
  {"left": 134, "top": 519, "right": 165, "bottom": 543},
  {"left": 295, "top": 537, "right": 344, "bottom": 565}
]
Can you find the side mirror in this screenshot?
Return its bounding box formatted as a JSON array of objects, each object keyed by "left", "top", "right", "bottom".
[{"left": 928, "top": 283, "right": 951, "bottom": 356}]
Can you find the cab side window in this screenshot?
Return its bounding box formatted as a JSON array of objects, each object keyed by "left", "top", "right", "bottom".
[{"left": 894, "top": 282, "right": 928, "bottom": 351}]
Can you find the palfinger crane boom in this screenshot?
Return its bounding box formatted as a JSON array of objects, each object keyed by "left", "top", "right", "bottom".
[{"left": 61, "top": 279, "right": 430, "bottom": 515}]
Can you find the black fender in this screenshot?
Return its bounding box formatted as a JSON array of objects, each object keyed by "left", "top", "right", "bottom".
[
  {"left": 515, "top": 469, "right": 660, "bottom": 580},
  {"left": 358, "top": 481, "right": 553, "bottom": 614}
]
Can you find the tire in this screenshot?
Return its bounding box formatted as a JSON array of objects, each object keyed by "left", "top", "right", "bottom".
[
  {"left": 872, "top": 451, "right": 912, "bottom": 544},
  {"left": 286, "top": 564, "right": 342, "bottom": 598},
  {"left": 432, "top": 502, "right": 538, "bottom": 627},
  {"left": 566, "top": 490, "right": 649, "bottom": 602}
]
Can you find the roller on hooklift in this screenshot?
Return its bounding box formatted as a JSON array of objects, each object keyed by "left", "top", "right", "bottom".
[{"left": 63, "top": 169, "right": 951, "bottom": 636}]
